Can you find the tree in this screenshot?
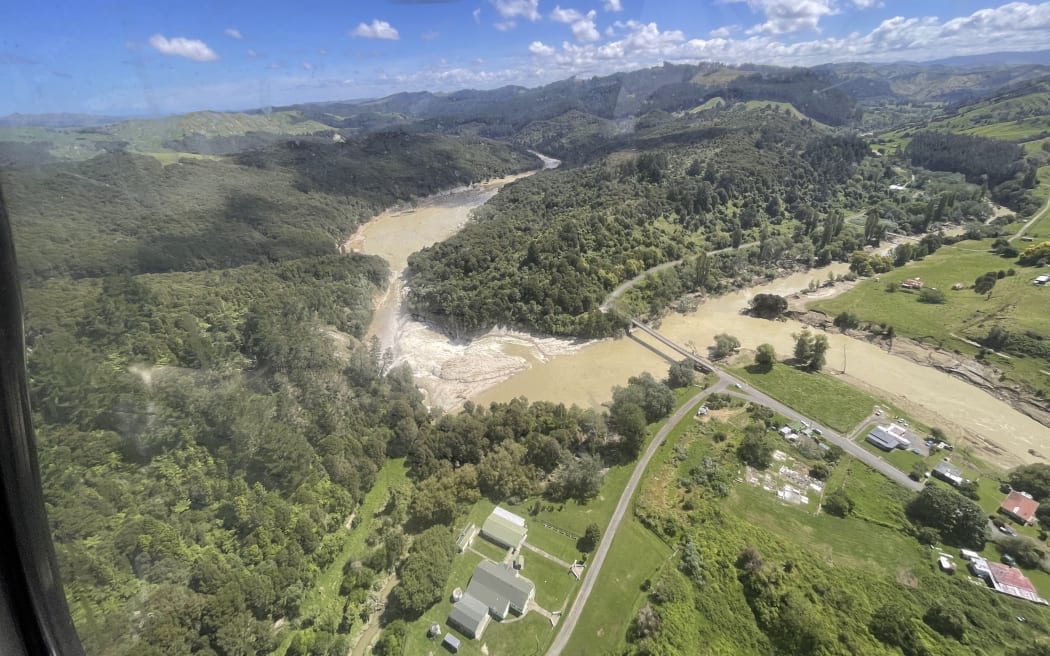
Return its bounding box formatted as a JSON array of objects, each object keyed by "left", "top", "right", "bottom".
[
  {"left": 712, "top": 333, "right": 741, "bottom": 360},
  {"left": 629, "top": 604, "right": 662, "bottom": 641},
  {"left": 1009, "top": 463, "right": 1050, "bottom": 500},
  {"left": 667, "top": 359, "right": 695, "bottom": 388},
  {"left": 1018, "top": 240, "right": 1050, "bottom": 266},
  {"left": 793, "top": 328, "right": 828, "bottom": 371},
  {"left": 822, "top": 488, "right": 854, "bottom": 517},
  {"left": 923, "top": 604, "right": 967, "bottom": 640},
  {"left": 870, "top": 605, "right": 927, "bottom": 656},
  {"left": 754, "top": 343, "right": 776, "bottom": 370},
  {"left": 833, "top": 311, "right": 859, "bottom": 331},
  {"left": 918, "top": 288, "right": 946, "bottom": 304},
  {"left": 974, "top": 272, "right": 997, "bottom": 295},
  {"left": 391, "top": 526, "right": 454, "bottom": 619},
  {"left": 907, "top": 486, "right": 986, "bottom": 549},
  {"left": 578, "top": 523, "right": 601, "bottom": 553},
  {"left": 609, "top": 401, "right": 647, "bottom": 458},
  {"left": 996, "top": 536, "right": 1048, "bottom": 569},
  {"left": 738, "top": 426, "right": 775, "bottom": 469},
  {"left": 749, "top": 293, "right": 788, "bottom": 319},
  {"left": 548, "top": 453, "right": 604, "bottom": 502},
  {"left": 612, "top": 373, "right": 675, "bottom": 423}
]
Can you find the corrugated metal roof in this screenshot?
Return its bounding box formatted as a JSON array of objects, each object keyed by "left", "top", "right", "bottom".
[
  {"left": 447, "top": 594, "right": 489, "bottom": 638},
  {"left": 466, "top": 560, "right": 534, "bottom": 617},
  {"left": 481, "top": 512, "right": 527, "bottom": 548}
]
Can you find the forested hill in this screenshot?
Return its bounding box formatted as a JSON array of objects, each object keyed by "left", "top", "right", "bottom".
[
  {"left": 3, "top": 132, "right": 536, "bottom": 281},
  {"left": 406, "top": 105, "right": 879, "bottom": 338},
  {"left": 276, "top": 63, "right": 863, "bottom": 133}
]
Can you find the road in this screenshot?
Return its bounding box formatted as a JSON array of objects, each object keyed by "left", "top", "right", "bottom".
[
  {"left": 546, "top": 328, "right": 923, "bottom": 655},
  {"left": 599, "top": 242, "right": 758, "bottom": 312},
  {"left": 1009, "top": 190, "right": 1050, "bottom": 243},
  {"left": 544, "top": 386, "right": 716, "bottom": 656}
]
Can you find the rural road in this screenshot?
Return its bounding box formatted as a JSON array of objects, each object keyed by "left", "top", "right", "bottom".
[
  {"left": 544, "top": 385, "right": 717, "bottom": 656},
  {"left": 547, "top": 343, "right": 922, "bottom": 654},
  {"left": 599, "top": 242, "right": 759, "bottom": 312},
  {"left": 1009, "top": 191, "right": 1050, "bottom": 243}
]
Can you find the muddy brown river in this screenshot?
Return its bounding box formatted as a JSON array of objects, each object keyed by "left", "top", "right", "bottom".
[{"left": 352, "top": 160, "right": 1049, "bottom": 469}]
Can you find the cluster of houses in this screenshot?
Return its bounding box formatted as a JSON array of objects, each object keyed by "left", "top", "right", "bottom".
[{"left": 440, "top": 507, "right": 537, "bottom": 649}]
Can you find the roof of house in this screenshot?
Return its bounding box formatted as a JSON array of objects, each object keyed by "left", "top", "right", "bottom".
[
  {"left": 447, "top": 594, "right": 490, "bottom": 637},
  {"left": 988, "top": 561, "right": 1048, "bottom": 605},
  {"left": 1000, "top": 490, "right": 1040, "bottom": 523},
  {"left": 466, "top": 560, "right": 535, "bottom": 616},
  {"left": 481, "top": 510, "right": 528, "bottom": 548},
  {"left": 866, "top": 427, "right": 901, "bottom": 450},
  {"left": 933, "top": 461, "right": 962, "bottom": 478}
]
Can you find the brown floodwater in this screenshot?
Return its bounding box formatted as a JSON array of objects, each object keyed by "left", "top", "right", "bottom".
[{"left": 352, "top": 160, "right": 1049, "bottom": 468}]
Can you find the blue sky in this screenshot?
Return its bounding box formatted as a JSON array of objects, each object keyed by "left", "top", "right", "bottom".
[{"left": 2, "top": 1, "right": 1049, "bottom": 115}]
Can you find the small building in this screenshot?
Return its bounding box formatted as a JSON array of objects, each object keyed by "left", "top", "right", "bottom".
[
  {"left": 466, "top": 560, "right": 535, "bottom": 620},
  {"left": 1034, "top": 274, "right": 1050, "bottom": 286},
  {"left": 959, "top": 548, "right": 981, "bottom": 561},
  {"left": 455, "top": 523, "right": 476, "bottom": 553},
  {"left": 443, "top": 633, "right": 462, "bottom": 653},
  {"left": 932, "top": 461, "right": 964, "bottom": 487},
  {"left": 481, "top": 507, "right": 528, "bottom": 550},
  {"left": 866, "top": 424, "right": 910, "bottom": 451},
  {"left": 969, "top": 557, "right": 992, "bottom": 580},
  {"left": 1000, "top": 490, "right": 1040, "bottom": 526},
  {"left": 901, "top": 278, "right": 923, "bottom": 290},
  {"left": 938, "top": 556, "right": 956, "bottom": 573},
  {"left": 428, "top": 623, "right": 442, "bottom": 638},
  {"left": 696, "top": 405, "right": 709, "bottom": 416},
  {"left": 446, "top": 595, "right": 491, "bottom": 639}
]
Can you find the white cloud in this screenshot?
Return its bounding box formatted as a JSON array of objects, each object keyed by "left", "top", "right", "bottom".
[
  {"left": 246, "top": 49, "right": 259, "bottom": 59},
  {"left": 572, "top": 11, "right": 601, "bottom": 42},
  {"left": 709, "top": 25, "right": 737, "bottom": 38},
  {"left": 422, "top": 31, "right": 440, "bottom": 41},
  {"left": 726, "top": 0, "right": 837, "bottom": 35},
  {"left": 550, "top": 6, "right": 584, "bottom": 23},
  {"left": 852, "top": 0, "right": 883, "bottom": 8},
  {"left": 551, "top": 6, "right": 600, "bottom": 42},
  {"left": 148, "top": 34, "right": 219, "bottom": 61},
  {"left": 604, "top": 0, "right": 623, "bottom": 11},
  {"left": 224, "top": 27, "right": 243, "bottom": 39},
  {"left": 302, "top": 62, "right": 315, "bottom": 70},
  {"left": 495, "top": 21, "right": 517, "bottom": 31},
  {"left": 490, "top": 0, "right": 540, "bottom": 21},
  {"left": 529, "top": 40, "right": 556, "bottom": 56},
  {"left": 350, "top": 19, "right": 400, "bottom": 40},
  {"left": 473, "top": 8, "right": 481, "bottom": 23}
]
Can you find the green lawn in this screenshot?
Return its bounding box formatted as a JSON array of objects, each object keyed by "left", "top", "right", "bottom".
[
  {"left": 524, "top": 550, "right": 580, "bottom": 612},
  {"left": 470, "top": 536, "right": 510, "bottom": 564},
  {"left": 811, "top": 242, "right": 1050, "bottom": 396},
  {"left": 733, "top": 363, "right": 878, "bottom": 432},
  {"left": 560, "top": 518, "right": 672, "bottom": 656}
]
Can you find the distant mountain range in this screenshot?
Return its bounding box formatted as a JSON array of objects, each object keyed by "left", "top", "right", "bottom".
[{"left": 0, "top": 112, "right": 129, "bottom": 128}]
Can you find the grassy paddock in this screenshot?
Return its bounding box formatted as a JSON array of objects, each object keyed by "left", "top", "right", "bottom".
[
  {"left": 811, "top": 241, "right": 1050, "bottom": 395},
  {"left": 733, "top": 362, "right": 878, "bottom": 432}
]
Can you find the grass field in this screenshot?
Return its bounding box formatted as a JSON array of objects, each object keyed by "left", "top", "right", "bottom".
[
  {"left": 733, "top": 362, "right": 879, "bottom": 432},
  {"left": 811, "top": 240, "right": 1050, "bottom": 395},
  {"left": 560, "top": 518, "right": 672, "bottom": 656}
]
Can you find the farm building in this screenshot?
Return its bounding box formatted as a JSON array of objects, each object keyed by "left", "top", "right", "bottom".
[
  {"left": 481, "top": 507, "right": 528, "bottom": 549},
  {"left": 866, "top": 424, "right": 910, "bottom": 451},
  {"left": 932, "top": 461, "right": 964, "bottom": 487},
  {"left": 455, "top": 523, "right": 476, "bottom": 553},
  {"left": 1000, "top": 490, "right": 1040, "bottom": 525},
  {"left": 466, "top": 560, "right": 535, "bottom": 620},
  {"left": 446, "top": 594, "right": 491, "bottom": 639},
  {"left": 443, "top": 633, "right": 462, "bottom": 652}
]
